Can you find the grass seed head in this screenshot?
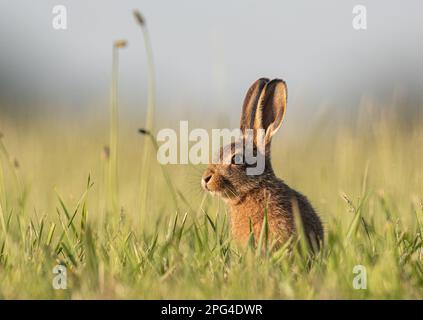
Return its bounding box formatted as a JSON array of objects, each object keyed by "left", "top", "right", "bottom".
[
  {"left": 13, "top": 158, "right": 19, "bottom": 169},
  {"left": 138, "top": 128, "right": 151, "bottom": 136},
  {"left": 102, "top": 145, "right": 110, "bottom": 160},
  {"left": 133, "top": 10, "right": 145, "bottom": 26},
  {"left": 114, "top": 40, "right": 128, "bottom": 49}
]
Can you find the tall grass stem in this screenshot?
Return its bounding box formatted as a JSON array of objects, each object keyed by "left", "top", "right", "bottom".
[{"left": 134, "top": 10, "right": 156, "bottom": 222}]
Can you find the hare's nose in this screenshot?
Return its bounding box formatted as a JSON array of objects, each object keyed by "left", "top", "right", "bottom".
[
  {"left": 203, "top": 174, "right": 212, "bottom": 184},
  {"left": 201, "top": 172, "right": 213, "bottom": 190}
]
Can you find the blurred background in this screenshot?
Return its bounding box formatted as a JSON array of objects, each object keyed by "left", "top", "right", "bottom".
[
  {"left": 1, "top": 1, "right": 423, "bottom": 299},
  {"left": 1, "top": 0, "right": 423, "bottom": 121},
  {"left": 0, "top": 0, "right": 422, "bottom": 219},
  {"left": 0, "top": 0, "right": 423, "bottom": 299}
]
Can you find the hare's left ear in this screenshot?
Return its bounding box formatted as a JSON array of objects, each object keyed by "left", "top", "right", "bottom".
[
  {"left": 254, "top": 79, "right": 287, "bottom": 144},
  {"left": 240, "top": 78, "right": 269, "bottom": 134}
]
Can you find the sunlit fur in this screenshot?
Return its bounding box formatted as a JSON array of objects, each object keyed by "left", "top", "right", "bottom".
[{"left": 202, "top": 78, "right": 324, "bottom": 249}]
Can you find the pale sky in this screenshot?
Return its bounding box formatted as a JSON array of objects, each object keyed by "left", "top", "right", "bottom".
[{"left": 1, "top": 0, "right": 422, "bottom": 117}]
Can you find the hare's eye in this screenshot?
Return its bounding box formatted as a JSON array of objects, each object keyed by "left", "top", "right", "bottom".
[{"left": 231, "top": 154, "right": 243, "bottom": 165}]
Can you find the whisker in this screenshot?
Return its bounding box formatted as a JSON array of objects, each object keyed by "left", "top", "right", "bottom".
[{"left": 225, "top": 186, "right": 241, "bottom": 202}]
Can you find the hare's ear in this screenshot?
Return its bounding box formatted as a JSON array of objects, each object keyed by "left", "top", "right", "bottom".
[
  {"left": 240, "top": 78, "right": 269, "bottom": 134},
  {"left": 254, "top": 79, "right": 287, "bottom": 144}
]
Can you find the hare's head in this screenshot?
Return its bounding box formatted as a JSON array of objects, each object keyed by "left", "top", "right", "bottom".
[{"left": 201, "top": 78, "right": 287, "bottom": 200}]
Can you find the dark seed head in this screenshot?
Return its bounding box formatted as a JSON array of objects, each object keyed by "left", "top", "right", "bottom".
[
  {"left": 138, "top": 128, "right": 151, "bottom": 136},
  {"left": 133, "top": 10, "right": 145, "bottom": 26},
  {"left": 102, "top": 145, "right": 110, "bottom": 160},
  {"left": 13, "top": 158, "right": 19, "bottom": 169}
]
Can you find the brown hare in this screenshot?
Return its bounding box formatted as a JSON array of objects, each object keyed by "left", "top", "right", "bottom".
[{"left": 201, "top": 78, "right": 323, "bottom": 250}]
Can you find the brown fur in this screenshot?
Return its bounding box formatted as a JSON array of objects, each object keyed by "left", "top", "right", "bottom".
[{"left": 202, "top": 78, "right": 324, "bottom": 249}]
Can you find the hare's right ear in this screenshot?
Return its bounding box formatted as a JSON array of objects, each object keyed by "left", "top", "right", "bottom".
[
  {"left": 240, "top": 78, "right": 269, "bottom": 134},
  {"left": 254, "top": 79, "right": 287, "bottom": 144}
]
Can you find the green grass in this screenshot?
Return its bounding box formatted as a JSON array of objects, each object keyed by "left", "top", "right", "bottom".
[{"left": 0, "top": 102, "right": 422, "bottom": 299}]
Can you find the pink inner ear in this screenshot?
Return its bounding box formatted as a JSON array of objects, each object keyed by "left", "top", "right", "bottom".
[
  {"left": 262, "top": 104, "right": 276, "bottom": 130},
  {"left": 241, "top": 78, "right": 269, "bottom": 133},
  {"left": 259, "top": 81, "right": 287, "bottom": 135}
]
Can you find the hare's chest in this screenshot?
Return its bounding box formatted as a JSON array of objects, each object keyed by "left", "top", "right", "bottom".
[
  {"left": 229, "top": 202, "right": 266, "bottom": 245},
  {"left": 229, "top": 200, "right": 294, "bottom": 246}
]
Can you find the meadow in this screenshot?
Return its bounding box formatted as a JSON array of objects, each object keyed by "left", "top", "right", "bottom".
[{"left": 0, "top": 93, "right": 422, "bottom": 299}]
